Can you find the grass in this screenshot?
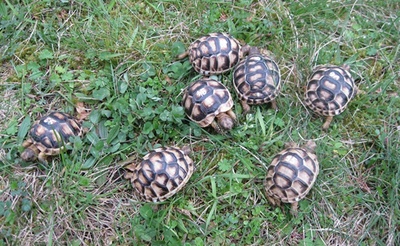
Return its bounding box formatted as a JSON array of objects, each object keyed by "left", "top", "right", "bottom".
[{"left": 0, "top": 0, "right": 399, "bottom": 245}]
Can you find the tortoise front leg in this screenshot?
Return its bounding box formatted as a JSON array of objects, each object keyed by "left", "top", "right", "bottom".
[
  {"left": 177, "top": 51, "right": 189, "bottom": 60},
  {"left": 226, "top": 109, "right": 237, "bottom": 125},
  {"left": 38, "top": 152, "right": 49, "bottom": 164},
  {"left": 210, "top": 120, "right": 223, "bottom": 133},
  {"left": 22, "top": 139, "right": 33, "bottom": 148}
]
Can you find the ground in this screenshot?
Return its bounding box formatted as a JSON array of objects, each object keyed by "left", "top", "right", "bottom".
[{"left": 0, "top": 1, "right": 399, "bottom": 245}]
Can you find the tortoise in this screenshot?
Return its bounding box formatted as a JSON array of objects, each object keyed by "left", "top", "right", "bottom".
[
  {"left": 124, "top": 146, "right": 194, "bottom": 202},
  {"left": 264, "top": 141, "right": 319, "bottom": 216},
  {"left": 182, "top": 77, "right": 237, "bottom": 133},
  {"left": 233, "top": 47, "right": 281, "bottom": 114},
  {"left": 21, "top": 112, "right": 83, "bottom": 163},
  {"left": 178, "top": 32, "right": 250, "bottom": 75},
  {"left": 304, "top": 64, "right": 357, "bottom": 130}
]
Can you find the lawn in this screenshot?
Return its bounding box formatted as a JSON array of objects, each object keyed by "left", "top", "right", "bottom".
[{"left": 0, "top": 0, "right": 399, "bottom": 245}]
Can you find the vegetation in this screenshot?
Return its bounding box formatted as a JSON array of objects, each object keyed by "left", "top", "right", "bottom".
[{"left": 1, "top": 0, "right": 399, "bottom": 245}]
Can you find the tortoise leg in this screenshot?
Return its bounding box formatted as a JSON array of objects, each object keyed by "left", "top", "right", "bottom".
[
  {"left": 267, "top": 196, "right": 290, "bottom": 214},
  {"left": 124, "top": 163, "right": 136, "bottom": 180},
  {"left": 177, "top": 51, "right": 189, "bottom": 60},
  {"left": 290, "top": 202, "right": 299, "bottom": 216},
  {"left": 22, "top": 139, "right": 33, "bottom": 148},
  {"left": 226, "top": 109, "right": 237, "bottom": 124},
  {"left": 241, "top": 100, "right": 251, "bottom": 115},
  {"left": 270, "top": 100, "right": 278, "bottom": 111},
  {"left": 38, "top": 152, "right": 49, "bottom": 164},
  {"left": 322, "top": 116, "right": 333, "bottom": 130},
  {"left": 266, "top": 195, "right": 280, "bottom": 207},
  {"left": 211, "top": 120, "right": 223, "bottom": 133}
]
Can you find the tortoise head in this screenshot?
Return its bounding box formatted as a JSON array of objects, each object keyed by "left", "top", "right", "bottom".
[
  {"left": 216, "top": 113, "right": 235, "bottom": 131},
  {"left": 180, "top": 146, "right": 191, "bottom": 156},
  {"left": 304, "top": 140, "right": 317, "bottom": 153},
  {"left": 247, "top": 46, "right": 260, "bottom": 56},
  {"left": 21, "top": 147, "right": 39, "bottom": 162},
  {"left": 284, "top": 141, "right": 316, "bottom": 153},
  {"left": 284, "top": 142, "right": 299, "bottom": 149}
]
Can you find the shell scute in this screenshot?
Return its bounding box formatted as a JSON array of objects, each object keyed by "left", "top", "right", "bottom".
[
  {"left": 21, "top": 112, "right": 82, "bottom": 162},
  {"left": 265, "top": 143, "right": 319, "bottom": 204},
  {"left": 305, "top": 65, "right": 356, "bottom": 117},
  {"left": 187, "top": 33, "right": 242, "bottom": 75},
  {"left": 233, "top": 48, "right": 281, "bottom": 111},
  {"left": 125, "top": 146, "right": 194, "bottom": 202},
  {"left": 183, "top": 78, "right": 234, "bottom": 128}
]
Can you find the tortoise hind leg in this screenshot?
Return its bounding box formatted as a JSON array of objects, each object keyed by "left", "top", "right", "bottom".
[
  {"left": 270, "top": 100, "right": 278, "bottom": 111},
  {"left": 290, "top": 202, "right": 299, "bottom": 216},
  {"left": 241, "top": 100, "right": 251, "bottom": 115},
  {"left": 322, "top": 116, "right": 333, "bottom": 130},
  {"left": 266, "top": 195, "right": 280, "bottom": 207}
]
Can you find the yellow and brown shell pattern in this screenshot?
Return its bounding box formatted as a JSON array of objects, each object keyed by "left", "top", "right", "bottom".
[
  {"left": 265, "top": 142, "right": 319, "bottom": 204},
  {"left": 233, "top": 47, "right": 281, "bottom": 113},
  {"left": 182, "top": 78, "right": 235, "bottom": 129},
  {"left": 124, "top": 146, "right": 194, "bottom": 202},
  {"left": 21, "top": 112, "right": 82, "bottom": 162},
  {"left": 187, "top": 32, "right": 243, "bottom": 75},
  {"left": 304, "top": 65, "right": 356, "bottom": 116}
]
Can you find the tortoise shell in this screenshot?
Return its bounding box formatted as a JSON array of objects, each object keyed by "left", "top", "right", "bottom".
[
  {"left": 21, "top": 112, "right": 83, "bottom": 163},
  {"left": 233, "top": 47, "right": 281, "bottom": 114},
  {"left": 180, "top": 32, "right": 248, "bottom": 75},
  {"left": 182, "top": 78, "right": 237, "bottom": 132},
  {"left": 124, "top": 146, "right": 194, "bottom": 202},
  {"left": 304, "top": 65, "right": 357, "bottom": 129},
  {"left": 265, "top": 141, "right": 319, "bottom": 214}
]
